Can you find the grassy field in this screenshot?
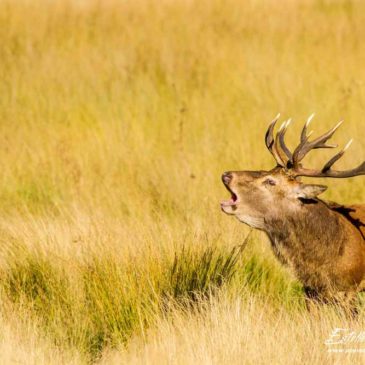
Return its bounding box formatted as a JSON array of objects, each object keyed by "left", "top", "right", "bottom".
[{"left": 0, "top": 0, "right": 364, "bottom": 364}]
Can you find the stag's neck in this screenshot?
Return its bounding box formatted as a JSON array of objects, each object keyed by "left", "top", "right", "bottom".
[{"left": 264, "top": 199, "right": 347, "bottom": 268}]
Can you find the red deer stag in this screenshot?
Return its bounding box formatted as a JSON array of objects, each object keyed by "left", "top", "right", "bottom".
[{"left": 221, "top": 115, "right": 365, "bottom": 313}]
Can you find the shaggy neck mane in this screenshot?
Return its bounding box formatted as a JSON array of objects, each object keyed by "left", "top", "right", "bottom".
[{"left": 264, "top": 199, "right": 348, "bottom": 265}]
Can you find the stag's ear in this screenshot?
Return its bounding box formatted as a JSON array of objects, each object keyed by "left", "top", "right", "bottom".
[{"left": 295, "top": 184, "right": 327, "bottom": 199}]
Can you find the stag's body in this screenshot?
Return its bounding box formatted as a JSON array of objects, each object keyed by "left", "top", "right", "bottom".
[{"left": 221, "top": 116, "right": 365, "bottom": 311}]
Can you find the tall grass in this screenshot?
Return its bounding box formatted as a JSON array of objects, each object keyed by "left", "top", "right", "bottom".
[
  {"left": 0, "top": 0, "right": 364, "bottom": 363},
  {"left": 2, "top": 239, "right": 275, "bottom": 361}
]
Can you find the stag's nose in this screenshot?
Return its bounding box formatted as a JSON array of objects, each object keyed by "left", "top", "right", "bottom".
[{"left": 222, "top": 172, "right": 233, "bottom": 185}]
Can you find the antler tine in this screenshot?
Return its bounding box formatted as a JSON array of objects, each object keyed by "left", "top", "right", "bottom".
[
  {"left": 311, "top": 121, "right": 342, "bottom": 149},
  {"left": 265, "top": 113, "right": 280, "bottom": 149},
  {"left": 274, "top": 119, "right": 293, "bottom": 166},
  {"left": 300, "top": 113, "right": 314, "bottom": 143},
  {"left": 292, "top": 119, "right": 342, "bottom": 167},
  {"left": 265, "top": 114, "right": 287, "bottom": 167},
  {"left": 292, "top": 115, "right": 315, "bottom": 168},
  {"left": 322, "top": 139, "right": 353, "bottom": 172}
]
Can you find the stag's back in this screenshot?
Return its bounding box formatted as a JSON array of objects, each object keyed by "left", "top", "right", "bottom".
[
  {"left": 348, "top": 205, "right": 365, "bottom": 239},
  {"left": 326, "top": 202, "right": 365, "bottom": 240}
]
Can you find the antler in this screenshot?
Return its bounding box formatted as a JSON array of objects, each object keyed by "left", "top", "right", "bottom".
[
  {"left": 265, "top": 114, "right": 293, "bottom": 168},
  {"left": 264, "top": 114, "right": 365, "bottom": 178},
  {"left": 292, "top": 116, "right": 341, "bottom": 168}
]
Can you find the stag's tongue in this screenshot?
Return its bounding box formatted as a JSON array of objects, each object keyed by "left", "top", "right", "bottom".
[{"left": 221, "top": 193, "right": 237, "bottom": 206}]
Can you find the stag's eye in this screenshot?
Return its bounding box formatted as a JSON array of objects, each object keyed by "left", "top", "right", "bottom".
[{"left": 263, "top": 178, "right": 276, "bottom": 186}]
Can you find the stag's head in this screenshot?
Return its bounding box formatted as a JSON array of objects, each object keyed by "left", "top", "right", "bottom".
[{"left": 221, "top": 115, "right": 365, "bottom": 230}]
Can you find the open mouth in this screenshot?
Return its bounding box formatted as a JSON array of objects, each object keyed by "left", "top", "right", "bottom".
[{"left": 221, "top": 189, "right": 238, "bottom": 207}]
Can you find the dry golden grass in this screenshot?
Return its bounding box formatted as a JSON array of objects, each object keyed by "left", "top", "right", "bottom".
[
  {"left": 0, "top": 0, "right": 364, "bottom": 363},
  {"left": 100, "top": 293, "right": 365, "bottom": 365}
]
